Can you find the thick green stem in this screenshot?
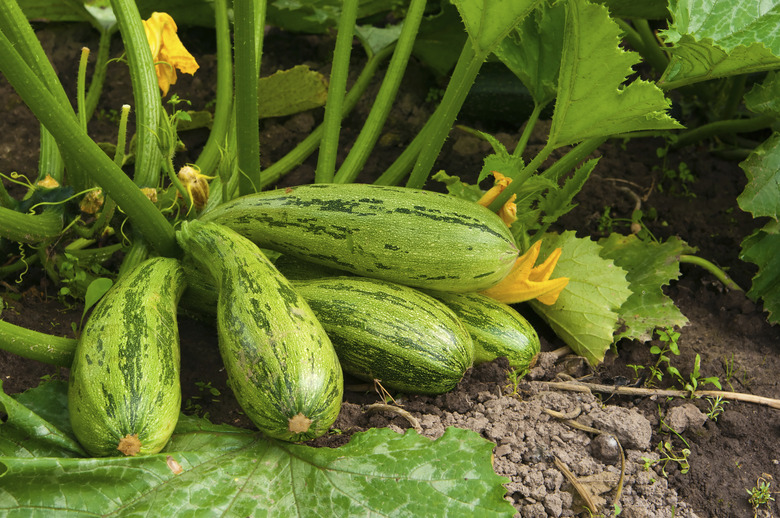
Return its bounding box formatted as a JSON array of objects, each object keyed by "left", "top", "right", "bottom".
[
  {"left": 721, "top": 74, "right": 748, "bottom": 121},
  {"left": 680, "top": 255, "right": 743, "bottom": 291},
  {"left": 111, "top": 0, "right": 163, "bottom": 189},
  {"left": 77, "top": 47, "right": 89, "bottom": 131},
  {"left": 234, "top": 0, "right": 263, "bottom": 195},
  {"left": 672, "top": 114, "right": 776, "bottom": 150},
  {"left": 0, "top": 319, "right": 76, "bottom": 367},
  {"left": 632, "top": 19, "right": 669, "bottom": 77},
  {"left": 85, "top": 27, "right": 116, "bottom": 120},
  {"left": 406, "top": 41, "right": 484, "bottom": 189},
  {"left": 259, "top": 43, "right": 395, "bottom": 189},
  {"left": 513, "top": 102, "right": 545, "bottom": 158},
  {"left": 0, "top": 207, "right": 62, "bottom": 243},
  {"left": 195, "top": 0, "right": 233, "bottom": 176},
  {"left": 0, "top": 30, "right": 178, "bottom": 257},
  {"left": 372, "top": 116, "right": 432, "bottom": 186},
  {"left": 333, "top": 0, "right": 426, "bottom": 184},
  {"left": 315, "top": 0, "right": 359, "bottom": 184}
]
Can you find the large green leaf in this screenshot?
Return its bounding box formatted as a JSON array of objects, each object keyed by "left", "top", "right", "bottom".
[
  {"left": 452, "top": 0, "right": 541, "bottom": 54},
  {"left": 599, "top": 234, "right": 692, "bottom": 342},
  {"left": 744, "top": 71, "right": 780, "bottom": 115},
  {"left": 740, "top": 221, "right": 780, "bottom": 325},
  {"left": 548, "top": 0, "right": 682, "bottom": 148},
  {"left": 737, "top": 132, "right": 780, "bottom": 220},
  {"left": 529, "top": 232, "right": 631, "bottom": 365},
  {"left": 493, "top": 0, "right": 566, "bottom": 107},
  {"left": 0, "top": 382, "right": 515, "bottom": 517},
  {"left": 660, "top": 0, "right": 780, "bottom": 88}
]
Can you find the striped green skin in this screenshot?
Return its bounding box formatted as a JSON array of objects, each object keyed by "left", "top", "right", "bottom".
[
  {"left": 430, "top": 292, "right": 540, "bottom": 370},
  {"left": 200, "top": 183, "right": 519, "bottom": 292},
  {"left": 291, "top": 276, "right": 475, "bottom": 395},
  {"left": 68, "top": 257, "right": 185, "bottom": 457},
  {"left": 176, "top": 221, "right": 343, "bottom": 442}
]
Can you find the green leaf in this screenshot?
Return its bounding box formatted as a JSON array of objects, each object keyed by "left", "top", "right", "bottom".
[
  {"left": 81, "top": 277, "right": 112, "bottom": 325},
  {"left": 529, "top": 232, "right": 631, "bottom": 365},
  {"left": 538, "top": 158, "right": 599, "bottom": 228},
  {"left": 660, "top": 0, "right": 780, "bottom": 88},
  {"left": 0, "top": 382, "right": 514, "bottom": 517},
  {"left": 0, "top": 381, "right": 85, "bottom": 458},
  {"left": 598, "top": 234, "right": 693, "bottom": 341},
  {"left": 493, "top": 0, "right": 565, "bottom": 107},
  {"left": 413, "top": 1, "right": 469, "bottom": 77},
  {"left": 740, "top": 221, "right": 780, "bottom": 324},
  {"left": 591, "top": 0, "right": 670, "bottom": 19},
  {"left": 355, "top": 22, "right": 403, "bottom": 56},
  {"left": 258, "top": 65, "right": 329, "bottom": 119},
  {"left": 744, "top": 71, "right": 780, "bottom": 115},
  {"left": 431, "top": 170, "right": 485, "bottom": 202},
  {"left": 452, "top": 0, "right": 541, "bottom": 54},
  {"left": 549, "top": 0, "right": 682, "bottom": 148},
  {"left": 737, "top": 132, "right": 780, "bottom": 220}
]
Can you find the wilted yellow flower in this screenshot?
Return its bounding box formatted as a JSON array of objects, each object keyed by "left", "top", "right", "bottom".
[
  {"left": 477, "top": 171, "right": 517, "bottom": 226},
  {"left": 142, "top": 12, "right": 199, "bottom": 96},
  {"left": 141, "top": 187, "right": 158, "bottom": 203},
  {"left": 80, "top": 189, "right": 104, "bottom": 214},
  {"left": 480, "top": 240, "right": 569, "bottom": 305},
  {"left": 36, "top": 175, "right": 60, "bottom": 189},
  {"left": 177, "top": 165, "right": 213, "bottom": 211}
]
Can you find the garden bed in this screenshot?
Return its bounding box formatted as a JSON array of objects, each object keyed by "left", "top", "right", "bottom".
[{"left": 1, "top": 20, "right": 779, "bottom": 517}]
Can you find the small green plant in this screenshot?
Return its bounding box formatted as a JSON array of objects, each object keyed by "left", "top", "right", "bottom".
[
  {"left": 655, "top": 146, "right": 697, "bottom": 197},
  {"left": 705, "top": 396, "right": 728, "bottom": 421},
  {"left": 642, "top": 439, "right": 691, "bottom": 477},
  {"left": 632, "top": 327, "right": 681, "bottom": 387},
  {"left": 504, "top": 367, "right": 527, "bottom": 397},
  {"left": 747, "top": 475, "right": 775, "bottom": 517},
  {"left": 667, "top": 353, "right": 722, "bottom": 397},
  {"left": 194, "top": 380, "right": 221, "bottom": 402},
  {"left": 722, "top": 353, "right": 737, "bottom": 391}
]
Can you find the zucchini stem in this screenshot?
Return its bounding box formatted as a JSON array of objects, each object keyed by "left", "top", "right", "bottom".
[{"left": 679, "top": 255, "right": 743, "bottom": 292}]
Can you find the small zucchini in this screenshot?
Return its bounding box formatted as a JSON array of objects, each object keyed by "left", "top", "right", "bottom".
[
  {"left": 291, "top": 276, "right": 475, "bottom": 395},
  {"left": 176, "top": 221, "right": 343, "bottom": 442},
  {"left": 200, "top": 183, "right": 519, "bottom": 292},
  {"left": 429, "top": 291, "right": 540, "bottom": 370},
  {"left": 68, "top": 257, "right": 185, "bottom": 457}
]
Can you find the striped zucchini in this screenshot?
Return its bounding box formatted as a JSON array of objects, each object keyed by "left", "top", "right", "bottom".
[
  {"left": 200, "top": 183, "right": 519, "bottom": 292},
  {"left": 430, "top": 292, "right": 540, "bottom": 370},
  {"left": 291, "top": 276, "right": 474, "bottom": 395},
  {"left": 176, "top": 221, "right": 343, "bottom": 442},
  {"left": 68, "top": 257, "right": 185, "bottom": 457}
]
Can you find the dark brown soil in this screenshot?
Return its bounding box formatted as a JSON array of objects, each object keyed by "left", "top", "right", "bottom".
[{"left": 1, "top": 22, "right": 778, "bottom": 517}]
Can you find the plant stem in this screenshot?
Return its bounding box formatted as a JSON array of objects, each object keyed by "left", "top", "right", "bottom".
[
  {"left": 0, "top": 30, "right": 178, "bottom": 257},
  {"left": 315, "top": 0, "right": 359, "bottom": 184},
  {"left": 234, "top": 0, "right": 263, "bottom": 195},
  {"left": 679, "top": 254, "right": 743, "bottom": 291},
  {"left": 195, "top": 0, "right": 232, "bottom": 177},
  {"left": 77, "top": 47, "right": 90, "bottom": 132},
  {"left": 513, "top": 102, "right": 544, "bottom": 158},
  {"left": 671, "top": 114, "right": 776, "bottom": 149},
  {"left": 488, "top": 136, "right": 607, "bottom": 212},
  {"left": 110, "top": 0, "right": 162, "bottom": 189},
  {"left": 720, "top": 74, "right": 747, "bottom": 121},
  {"left": 632, "top": 19, "right": 669, "bottom": 76},
  {"left": 406, "top": 41, "right": 484, "bottom": 189},
  {"left": 333, "top": 0, "right": 426, "bottom": 184},
  {"left": 85, "top": 27, "right": 116, "bottom": 120},
  {"left": 372, "top": 117, "right": 432, "bottom": 186},
  {"left": 259, "top": 43, "right": 395, "bottom": 189},
  {"left": 0, "top": 206, "right": 62, "bottom": 243},
  {"left": 0, "top": 319, "right": 76, "bottom": 367},
  {"left": 0, "top": 2, "right": 70, "bottom": 184}
]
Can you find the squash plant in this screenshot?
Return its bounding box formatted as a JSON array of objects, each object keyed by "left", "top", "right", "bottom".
[{"left": 1, "top": 0, "right": 780, "bottom": 514}]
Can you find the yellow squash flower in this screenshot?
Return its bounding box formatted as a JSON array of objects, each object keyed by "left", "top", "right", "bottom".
[
  {"left": 142, "top": 12, "right": 199, "bottom": 96},
  {"left": 177, "top": 165, "right": 214, "bottom": 211},
  {"left": 477, "top": 171, "right": 517, "bottom": 226},
  {"left": 480, "top": 240, "right": 569, "bottom": 306}
]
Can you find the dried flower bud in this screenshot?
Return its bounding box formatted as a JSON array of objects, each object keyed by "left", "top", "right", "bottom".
[
  {"left": 141, "top": 187, "right": 158, "bottom": 203},
  {"left": 36, "top": 175, "right": 60, "bottom": 189},
  {"left": 177, "top": 165, "right": 211, "bottom": 210},
  {"left": 80, "top": 189, "right": 104, "bottom": 214}
]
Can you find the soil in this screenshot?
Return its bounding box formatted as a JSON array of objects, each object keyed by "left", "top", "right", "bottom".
[{"left": 2, "top": 21, "right": 779, "bottom": 518}]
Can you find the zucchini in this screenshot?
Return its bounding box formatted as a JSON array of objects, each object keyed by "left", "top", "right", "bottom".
[
  {"left": 430, "top": 292, "right": 540, "bottom": 370},
  {"left": 68, "top": 257, "right": 185, "bottom": 457},
  {"left": 291, "top": 276, "right": 474, "bottom": 395},
  {"left": 200, "top": 183, "right": 519, "bottom": 292},
  {"left": 176, "top": 221, "right": 343, "bottom": 442}
]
